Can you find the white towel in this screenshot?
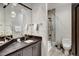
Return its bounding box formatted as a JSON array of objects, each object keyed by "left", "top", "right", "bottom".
[
  {"left": 34, "top": 24, "right": 37, "bottom": 31},
  {"left": 25, "top": 24, "right": 28, "bottom": 30}
]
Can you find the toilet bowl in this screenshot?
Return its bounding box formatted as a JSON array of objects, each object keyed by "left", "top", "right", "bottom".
[{"left": 62, "top": 38, "right": 71, "bottom": 56}]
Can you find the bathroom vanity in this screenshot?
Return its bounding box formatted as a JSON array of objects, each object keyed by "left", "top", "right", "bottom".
[{"left": 0, "top": 35, "right": 42, "bottom": 56}]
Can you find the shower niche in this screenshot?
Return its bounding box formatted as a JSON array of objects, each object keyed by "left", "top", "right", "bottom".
[{"left": 48, "top": 9, "right": 56, "bottom": 46}]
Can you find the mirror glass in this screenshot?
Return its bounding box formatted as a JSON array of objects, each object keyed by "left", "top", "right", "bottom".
[{"left": 0, "top": 3, "right": 32, "bottom": 38}]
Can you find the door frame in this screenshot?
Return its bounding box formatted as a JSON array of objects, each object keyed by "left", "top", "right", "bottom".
[{"left": 72, "top": 3, "right": 79, "bottom": 55}]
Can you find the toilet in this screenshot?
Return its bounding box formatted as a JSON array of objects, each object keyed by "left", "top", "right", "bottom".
[{"left": 62, "top": 38, "right": 71, "bottom": 56}]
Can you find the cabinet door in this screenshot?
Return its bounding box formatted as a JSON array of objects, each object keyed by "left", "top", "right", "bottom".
[
  {"left": 23, "top": 47, "right": 32, "bottom": 56},
  {"left": 32, "top": 42, "right": 41, "bottom": 56},
  {"left": 16, "top": 50, "right": 23, "bottom": 56}
]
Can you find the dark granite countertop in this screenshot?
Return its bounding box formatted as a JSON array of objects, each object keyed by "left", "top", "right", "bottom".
[{"left": 0, "top": 37, "right": 42, "bottom": 56}]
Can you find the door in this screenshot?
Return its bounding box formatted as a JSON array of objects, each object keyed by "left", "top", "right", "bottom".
[
  {"left": 23, "top": 46, "right": 32, "bottom": 56},
  {"left": 16, "top": 50, "right": 23, "bottom": 56},
  {"left": 32, "top": 42, "right": 41, "bottom": 56},
  {"left": 72, "top": 3, "right": 79, "bottom": 56},
  {"left": 77, "top": 5, "right": 79, "bottom": 56}
]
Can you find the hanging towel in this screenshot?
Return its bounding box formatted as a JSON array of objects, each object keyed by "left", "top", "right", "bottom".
[
  {"left": 34, "top": 24, "right": 38, "bottom": 31},
  {"left": 25, "top": 24, "right": 28, "bottom": 31}
]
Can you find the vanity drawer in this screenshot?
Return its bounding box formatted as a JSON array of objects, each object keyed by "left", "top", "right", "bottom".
[
  {"left": 16, "top": 50, "right": 23, "bottom": 56},
  {"left": 23, "top": 46, "right": 32, "bottom": 56},
  {"left": 32, "top": 41, "right": 41, "bottom": 56}
]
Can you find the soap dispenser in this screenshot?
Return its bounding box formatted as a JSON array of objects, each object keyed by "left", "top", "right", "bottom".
[{"left": 17, "top": 38, "right": 21, "bottom": 42}]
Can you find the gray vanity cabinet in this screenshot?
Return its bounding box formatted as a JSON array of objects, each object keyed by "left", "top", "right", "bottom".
[
  {"left": 22, "top": 41, "right": 41, "bottom": 56},
  {"left": 23, "top": 46, "right": 32, "bottom": 56},
  {"left": 32, "top": 42, "right": 41, "bottom": 56},
  {"left": 16, "top": 50, "right": 23, "bottom": 56},
  {"left": 7, "top": 41, "right": 41, "bottom": 56}
]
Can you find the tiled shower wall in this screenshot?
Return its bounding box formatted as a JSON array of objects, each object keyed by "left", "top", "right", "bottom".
[
  {"left": 48, "top": 3, "right": 71, "bottom": 45},
  {"left": 55, "top": 4, "right": 71, "bottom": 44},
  {"left": 48, "top": 9, "right": 56, "bottom": 43}
]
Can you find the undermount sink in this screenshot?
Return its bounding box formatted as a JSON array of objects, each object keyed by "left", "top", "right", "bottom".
[
  {"left": 0, "top": 37, "right": 12, "bottom": 46},
  {"left": 0, "top": 39, "right": 8, "bottom": 45},
  {"left": 0, "top": 41, "right": 5, "bottom": 46},
  {"left": 24, "top": 40, "right": 34, "bottom": 43},
  {"left": 0, "top": 41, "right": 5, "bottom": 44}
]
